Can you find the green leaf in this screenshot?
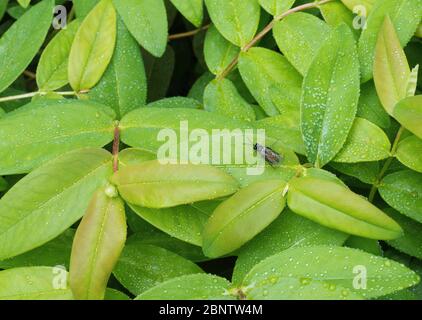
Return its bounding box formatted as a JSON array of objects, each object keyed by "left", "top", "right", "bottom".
[
  {"left": 385, "top": 208, "right": 422, "bottom": 259},
  {"left": 393, "top": 95, "right": 422, "bottom": 139},
  {"left": 113, "top": 0, "right": 168, "bottom": 57},
  {"left": 396, "top": 135, "right": 422, "bottom": 173},
  {"left": 113, "top": 243, "right": 203, "bottom": 295},
  {"left": 129, "top": 201, "right": 218, "bottom": 246},
  {"left": 287, "top": 176, "right": 403, "bottom": 240},
  {"left": 357, "top": 81, "right": 391, "bottom": 129},
  {"left": 238, "top": 47, "right": 302, "bottom": 116},
  {"left": 333, "top": 118, "right": 391, "bottom": 163},
  {"left": 170, "top": 0, "right": 203, "bottom": 27},
  {"left": 73, "top": 0, "right": 99, "bottom": 18},
  {"left": 320, "top": 1, "right": 358, "bottom": 38},
  {"left": 128, "top": 232, "right": 207, "bottom": 262},
  {"left": 374, "top": 16, "right": 410, "bottom": 115},
  {"left": 0, "top": 267, "right": 74, "bottom": 300},
  {"left": 203, "top": 180, "right": 287, "bottom": 258},
  {"left": 36, "top": 20, "right": 80, "bottom": 91},
  {"left": 204, "top": 79, "right": 255, "bottom": 122},
  {"left": 330, "top": 162, "right": 379, "bottom": 184},
  {"left": 0, "top": 0, "right": 53, "bottom": 94},
  {"left": 0, "top": 100, "right": 115, "bottom": 175},
  {"left": 344, "top": 236, "right": 382, "bottom": 255},
  {"left": 17, "top": 0, "right": 31, "bottom": 8},
  {"left": 301, "top": 24, "right": 360, "bottom": 168},
  {"left": 258, "top": 0, "right": 294, "bottom": 16},
  {"left": 204, "top": 0, "right": 260, "bottom": 47},
  {"left": 273, "top": 12, "right": 330, "bottom": 76},
  {"left": 232, "top": 210, "right": 348, "bottom": 284},
  {"left": 0, "top": 229, "right": 74, "bottom": 269},
  {"left": 89, "top": 17, "right": 147, "bottom": 118},
  {"left": 204, "top": 25, "right": 240, "bottom": 76},
  {"left": 188, "top": 72, "right": 215, "bottom": 103},
  {"left": 242, "top": 246, "right": 419, "bottom": 299},
  {"left": 111, "top": 161, "right": 239, "bottom": 208},
  {"left": 0, "top": 149, "right": 112, "bottom": 260},
  {"left": 379, "top": 170, "right": 422, "bottom": 223},
  {"left": 69, "top": 187, "right": 127, "bottom": 300},
  {"left": 358, "top": 0, "right": 422, "bottom": 82},
  {"left": 0, "top": 176, "right": 7, "bottom": 192},
  {"left": 68, "top": 0, "right": 117, "bottom": 92},
  {"left": 147, "top": 97, "right": 202, "bottom": 109},
  {"left": 136, "top": 274, "right": 233, "bottom": 300},
  {"left": 0, "top": 0, "right": 8, "bottom": 21},
  {"left": 105, "top": 288, "right": 130, "bottom": 300},
  {"left": 143, "top": 45, "right": 175, "bottom": 101}
]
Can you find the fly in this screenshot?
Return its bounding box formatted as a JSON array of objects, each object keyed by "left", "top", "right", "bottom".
[{"left": 254, "top": 143, "right": 283, "bottom": 166}]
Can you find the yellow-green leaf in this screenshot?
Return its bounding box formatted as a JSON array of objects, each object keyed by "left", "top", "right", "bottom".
[
  {"left": 69, "top": 187, "right": 127, "bottom": 300},
  {"left": 113, "top": 0, "right": 168, "bottom": 57},
  {"left": 37, "top": 20, "right": 80, "bottom": 91},
  {"left": 287, "top": 177, "right": 403, "bottom": 240},
  {"left": 0, "top": 149, "right": 112, "bottom": 261},
  {"left": 204, "top": 0, "right": 260, "bottom": 47},
  {"left": 333, "top": 117, "right": 391, "bottom": 163},
  {"left": 111, "top": 161, "right": 239, "bottom": 208},
  {"left": 0, "top": 267, "right": 74, "bottom": 300},
  {"left": 68, "top": 0, "right": 117, "bottom": 92},
  {"left": 202, "top": 180, "right": 287, "bottom": 258},
  {"left": 374, "top": 16, "right": 410, "bottom": 115},
  {"left": 170, "top": 0, "right": 203, "bottom": 27},
  {"left": 393, "top": 95, "right": 422, "bottom": 139},
  {"left": 396, "top": 135, "right": 422, "bottom": 173}
]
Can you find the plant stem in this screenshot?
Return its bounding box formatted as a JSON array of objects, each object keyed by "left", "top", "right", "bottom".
[
  {"left": 0, "top": 91, "right": 82, "bottom": 103},
  {"left": 168, "top": 24, "right": 211, "bottom": 40},
  {"left": 112, "top": 125, "right": 121, "bottom": 173},
  {"left": 23, "top": 70, "right": 36, "bottom": 79},
  {"left": 217, "top": 0, "right": 333, "bottom": 80},
  {"left": 368, "top": 126, "right": 405, "bottom": 202}
]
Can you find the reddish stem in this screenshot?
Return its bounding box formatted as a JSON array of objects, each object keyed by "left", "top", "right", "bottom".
[{"left": 112, "top": 126, "right": 120, "bottom": 172}]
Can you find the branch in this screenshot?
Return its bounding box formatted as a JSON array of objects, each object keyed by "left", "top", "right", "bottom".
[
  {"left": 112, "top": 125, "right": 121, "bottom": 173},
  {"left": 168, "top": 24, "right": 211, "bottom": 41},
  {"left": 0, "top": 90, "right": 87, "bottom": 103},
  {"left": 368, "top": 126, "right": 405, "bottom": 202}
]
